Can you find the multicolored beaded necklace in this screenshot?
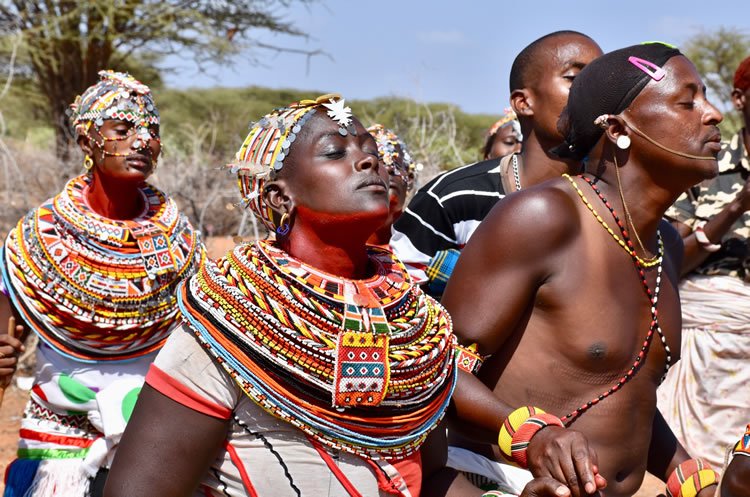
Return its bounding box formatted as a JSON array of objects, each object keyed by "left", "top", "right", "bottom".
[
  {"left": 1, "top": 174, "right": 204, "bottom": 362},
  {"left": 178, "top": 240, "right": 456, "bottom": 461},
  {"left": 563, "top": 174, "right": 661, "bottom": 267},
  {"left": 560, "top": 174, "right": 672, "bottom": 425}
]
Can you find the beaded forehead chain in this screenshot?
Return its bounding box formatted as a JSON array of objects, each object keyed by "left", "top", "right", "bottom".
[{"left": 69, "top": 70, "right": 160, "bottom": 157}]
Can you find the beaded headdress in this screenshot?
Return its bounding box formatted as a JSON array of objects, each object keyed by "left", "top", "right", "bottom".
[
  {"left": 366, "top": 124, "right": 417, "bottom": 190},
  {"left": 69, "top": 70, "right": 159, "bottom": 150},
  {"left": 230, "top": 93, "right": 351, "bottom": 231},
  {"left": 487, "top": 108, "right": 522, "bottom": 141}
]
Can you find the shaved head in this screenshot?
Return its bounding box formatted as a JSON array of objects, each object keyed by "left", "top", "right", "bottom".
[{"left": 509, "top": 31, "right": 598, "bottom": 92}]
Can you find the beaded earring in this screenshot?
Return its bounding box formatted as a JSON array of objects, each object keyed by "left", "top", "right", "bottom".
[{"left": 83, "top": 155, "right": 94, "bottom": 171}]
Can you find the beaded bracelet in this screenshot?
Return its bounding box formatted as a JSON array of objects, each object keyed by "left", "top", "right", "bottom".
[
  {"left": 666, "top": 458, "right": 719, "bottom": 497},
  {"left": 693, "top": 223, "right": 721, "bottom": 252},
  {"left": 732, "top": 423, "right": 750, "bottom": 457},
  {"left": 482, "top": 491, "right": 517, "bottom": 497},
  {"left": 454, "top": 342, "right": 484, "bottom": 375},
  {"left": 498, "top": 406, "right": 564, "bottom": 468}
]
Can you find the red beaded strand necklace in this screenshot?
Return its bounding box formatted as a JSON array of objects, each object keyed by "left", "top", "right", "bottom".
[{"left": 560, "top": 175, "right": 672, "bottom": 426}]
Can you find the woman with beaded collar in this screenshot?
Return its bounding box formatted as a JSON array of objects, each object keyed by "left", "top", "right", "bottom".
[
  {"left": 103, "top": 95, "right": 462, "bottom": 497},
  {"left": 0, "top": 70, "right": 205, "bottom": 496}
]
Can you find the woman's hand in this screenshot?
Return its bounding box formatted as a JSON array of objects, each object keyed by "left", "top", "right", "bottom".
[{"left": 0, "top": 317, "right": 25, "bottom": 388}]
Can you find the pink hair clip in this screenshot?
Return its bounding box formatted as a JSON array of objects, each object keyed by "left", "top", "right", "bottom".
[{"left": 628, "top": 56, "right": 666, "bottom": 81}]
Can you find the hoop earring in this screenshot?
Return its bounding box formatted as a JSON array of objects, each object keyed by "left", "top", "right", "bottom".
[
  {"left": 83, "top": 155, "right": 94, "bottom": 171},
  {"left": 616, "top": 135, "right": 631, "bottom": 150},
  {"left": 276, "top": 212, "right": 290, "bottom": 236}
]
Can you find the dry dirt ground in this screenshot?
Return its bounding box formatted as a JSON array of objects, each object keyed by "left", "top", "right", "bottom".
[{"left": 0, "top": 238, "right": 666, "bottom": 495}]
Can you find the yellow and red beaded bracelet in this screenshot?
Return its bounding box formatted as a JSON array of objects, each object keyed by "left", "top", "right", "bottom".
[
  {"left": 732, "top": 423, "right": 750, "bottom": 457},
  {"left": 665, "top": 458, "right": 719, "bottom": 497},
  {"left": 498, "top": 406, "right": 564, "bottom": 468}
]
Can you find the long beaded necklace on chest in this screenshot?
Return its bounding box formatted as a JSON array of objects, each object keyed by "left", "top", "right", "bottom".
[{"left": 560, "top": 174, "right": 672, "bottom": 426}]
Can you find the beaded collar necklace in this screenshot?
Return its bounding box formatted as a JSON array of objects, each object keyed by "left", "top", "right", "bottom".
[
  {"left": 560, "top": 174, "right": 672, "bottom": 425},
  {"left": 259, "top": 241, "right": 412, "bottom": 309},
  {"left": 179, "top": 241, "right": 456, "bottom": 460},
  {"left": 1, "top": 174, "right": 204, "bottom": 362}
]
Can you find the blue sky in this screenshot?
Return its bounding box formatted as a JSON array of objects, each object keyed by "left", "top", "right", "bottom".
[{"left": 164, "top": 0, "right": 749, "bottom": 115}]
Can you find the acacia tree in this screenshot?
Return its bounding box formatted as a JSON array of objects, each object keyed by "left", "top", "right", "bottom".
[
  {"left": 683, "top": 27, "right": 750, "bottom": 135},
  {"left": 0, "top": 0, "right": 317, "bottom": 158}
]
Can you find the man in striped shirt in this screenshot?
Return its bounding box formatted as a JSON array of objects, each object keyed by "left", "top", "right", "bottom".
[{"left": 390, "top": 31, "right": 602, "bottom": 296}]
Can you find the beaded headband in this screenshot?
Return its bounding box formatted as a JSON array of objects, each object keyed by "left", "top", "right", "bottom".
[
  {"left": 69, "top": 70, "right": 159, "bottom": 138},
  {"left": 487, "top": 108, "right": 522, "bottom": 141},
  {"left": 230, "top": 93, "right": 350, "bottom": 231},
  {"left": 366, "top": 124, "right": 417, "bottom": 190}
]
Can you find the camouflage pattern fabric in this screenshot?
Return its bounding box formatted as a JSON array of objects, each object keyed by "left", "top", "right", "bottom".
[{"left": 666, "top": 130, "right": 750, "bottom": 279}]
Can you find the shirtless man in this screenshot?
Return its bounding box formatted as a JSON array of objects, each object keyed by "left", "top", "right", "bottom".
[{"left": 442, "top": 43, "right": 723, "bottom": 497}]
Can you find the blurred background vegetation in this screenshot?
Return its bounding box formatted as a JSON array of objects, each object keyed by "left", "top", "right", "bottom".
[
  {"left": 0, "top": 2, "right": 748, "bottom": 238},
  {"left": 1, "top": 83, "right": 499, "bottom": 166}
]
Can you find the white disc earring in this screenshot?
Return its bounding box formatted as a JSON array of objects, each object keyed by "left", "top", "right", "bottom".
[{"left": 616, "top": 135, "right": 631, "bottom": 150}]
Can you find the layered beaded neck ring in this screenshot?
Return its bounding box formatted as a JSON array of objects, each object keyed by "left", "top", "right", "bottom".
[
  {"left": 69, "top": 70, "right": 160, "bottom": 160},
  {"left": 0, "top": 174, "right": 204, "bottom": 362},
  {"left": 560, "top": 174, "right": 672, "bottom": 425},
  {"left": 178, "top": 240, "right": 456, "bottom": 460}
]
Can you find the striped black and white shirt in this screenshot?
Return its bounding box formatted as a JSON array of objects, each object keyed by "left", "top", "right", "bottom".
[{"left": 391, "top": 154, "right": 516, "bottom": 285}]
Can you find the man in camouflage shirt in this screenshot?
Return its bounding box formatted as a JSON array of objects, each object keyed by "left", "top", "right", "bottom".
[{"left": 658, "top": 55, "right": 750, "bottom": 467}]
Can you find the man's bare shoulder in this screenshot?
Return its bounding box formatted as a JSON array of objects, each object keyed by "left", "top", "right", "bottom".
[{"left": 474, "top": 177, "right": 582, "bottom": 255}]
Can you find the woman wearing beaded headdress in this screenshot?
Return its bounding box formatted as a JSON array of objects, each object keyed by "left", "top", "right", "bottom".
[
  {"left": 482, "top": 109, "right": 523, "bottom": 161},
  {"left": 0, "top": 70, "right": 205, "bottom": 496},
  {"left": 366, "top": 124, "right": 419, "bottom": 247},
  {"left": 104, "top": 95, "right": 460, "bottom": 497}
]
